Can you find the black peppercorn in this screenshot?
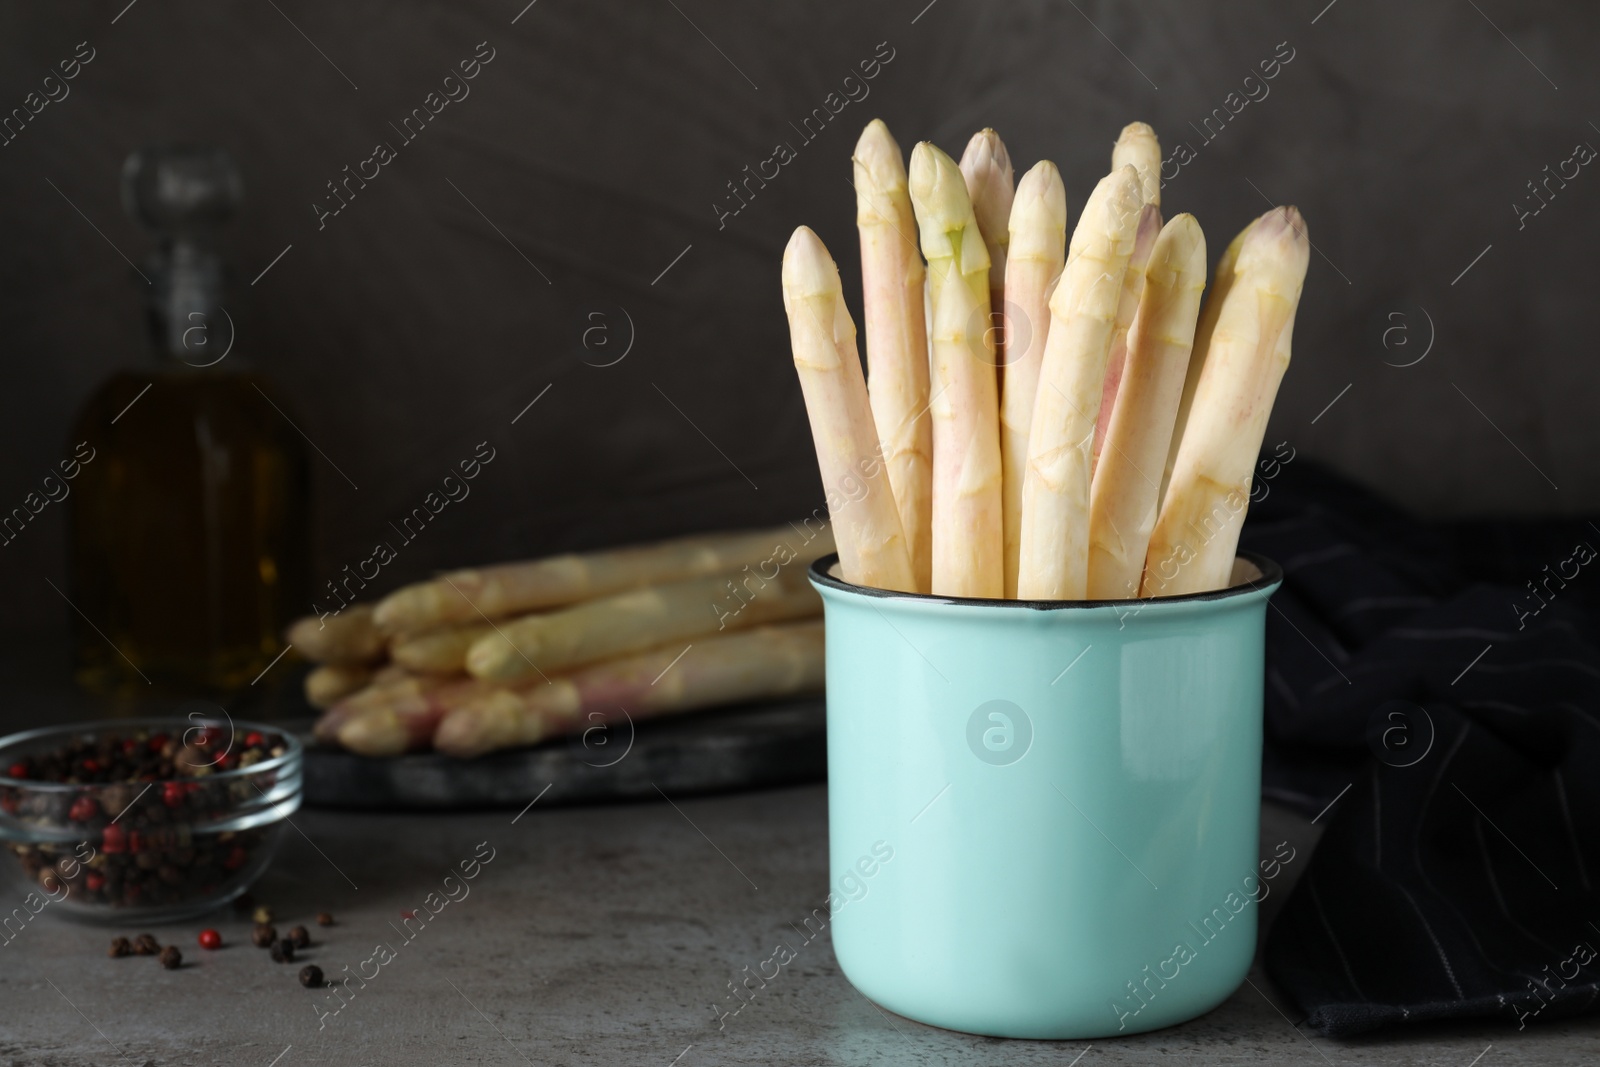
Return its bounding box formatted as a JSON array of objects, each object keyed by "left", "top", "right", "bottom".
[
  {"left": 298, "top": 964, "right": 324, "bottom": 988},
  {"left": 252, "top": 923, "right": 277, "bottom": 948},
  {"left": 316, "top": 912, "right": 334, "bottom": 926},
  {"left": 159, "top": 945, "right": 182, "bottom": 969},
  {"left": 270, "top": 938, "right": 295, "bottom": 963},
  {"left": 287, "top": 925, "right": 310, "bottom": 949},
  {"left": 108, "top": 936, "right": 131, "bottom": 958},
  {"left": 133, "top": 933, "right": 160, "bottom": 956}
]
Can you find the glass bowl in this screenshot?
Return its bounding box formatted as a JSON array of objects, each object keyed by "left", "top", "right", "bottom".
[{"left": 0, "top": 717, "right": 302, "bottom": 924}]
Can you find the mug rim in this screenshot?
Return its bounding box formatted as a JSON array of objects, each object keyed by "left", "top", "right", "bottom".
[{"left": 807, "top": 550, "right": 1282, "bottom": 611}]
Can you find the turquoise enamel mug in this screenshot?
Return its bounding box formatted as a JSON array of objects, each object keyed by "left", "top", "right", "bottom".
[{"left": 809, "top": 551, "right": 1283, "bottom": 1039}]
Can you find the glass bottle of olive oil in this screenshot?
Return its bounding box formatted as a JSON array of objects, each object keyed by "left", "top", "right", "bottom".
[{"left": 68, "top": 145, "right": 309, "bottom": 695}]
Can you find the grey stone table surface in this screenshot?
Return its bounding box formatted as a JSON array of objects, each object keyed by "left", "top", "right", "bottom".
[
  {"left": 0, "top": 634, "right": 1596, "bottom": 1066},
  {"left": 3, "top": 783, "right": 1599, "bottom": 1067}
]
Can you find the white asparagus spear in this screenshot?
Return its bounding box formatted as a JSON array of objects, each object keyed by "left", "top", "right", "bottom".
[
  {"left": 1111, "top": 121, "right": 1162, "bottom": 208},
  {"left": 909, "top": 142, "right": 1005, "bottom": 598},
  {"left": 782, "top": 226, "right": 918, "bottom": 593},
  {"left": 1093, "top": 203, "right": 1162, "bottom": 469},
  {"left": 1163, "top": 221, "right": 1249, "bottom": 499},
  {"left": 999, "top": 161, "right": 1068, "bottom": 597},
  {"left": 390, "top": 623, "right": 495, "bottom": 675},
  {"left": 372, "top": 525, "right": 834, "bottom": 635},
  {"left": 467, "top": 561, "right": 822, "bottom": 682},
  {"left": 1142, "top": 207, "right": 1310, "bottom": 596},
  {"left": 304, "top": 663, "right": 374, "bottom": 710},
  {"left": 1095, "top": 123, "right": 1166, "bottom": 475},
  {"left": 1086, "top": 214, "right": 1207, "bottom": 599},
  {"left": 436, "top": 621, "right": 825, "bottom": 758},
  {"left": 286, "top": 604, "right": 385, "bottom": 665},
  {"left": 959, "top": 128, "right": 1015, "bottom": 370},
  {"left": 854, "top": 120, "right": 933, "bottom": 592},
  {"left": 1015, "top": 165, "right": 1144, "bottom": 600}
]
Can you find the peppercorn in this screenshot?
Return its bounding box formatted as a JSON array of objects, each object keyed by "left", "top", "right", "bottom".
[
  {"left": 252, "top": 906, "right": 273, "bottom": 924},
  {"left": 133, "top": 933, "right": 160, "bottom": 956},
  {"left": 108, "top": 936, "right": 131, "bottom": 958},
  {"left": 286, "top": 925, "right": 311, "bottom": 949},
  {"left": 198, "top": 929, "right": 222, "bottom": 950},
  {"left": 298, "top": 964, "right": 324, "bottom": 988},
  {"left": 316, "top": 912, "right": 334, "bottom": 927},
  {"left": 251, "top": 923, "right": 277, "bottom": 948},
  {"left": 270, "top": 938, "right": 295, "bottom": 963},
  {"left": 159, "top": 945, "right": 182, "bottom": 969}
]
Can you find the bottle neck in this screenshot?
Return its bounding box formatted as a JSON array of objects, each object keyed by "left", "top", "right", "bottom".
[{"left": 145, "top": 241, "right": 234, "bottom": 368}]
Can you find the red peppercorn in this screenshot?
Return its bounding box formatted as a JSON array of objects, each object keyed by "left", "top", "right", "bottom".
[
  {"left": 68, "top": 796, "right": 99, "bottom": 822},
  {"left": 244, "top": 732, "right": 264, "bottom": 748},
  {"left": 81, "top": 758, "right": 101, "bottom": 774},
  {"left": 162, "top": 782, "right": 186, "bottom": 808},
  {"left": 6, "top": 762, "right": 28, "bottom": 778},
  {"left": 127, "top": 830, "right": 144, "bottom": 854},
  {"left": 121, "top": 738, "right": 139, "bottom": 755},
  {"left": 198, "top": 929, "right": 222, "bottom": 950},
  {"left": 148, "top": 734, "right": 168, "bottom": 752},
  {"left": 101, "top": 824, "right": 126, "bottom": 853},
  {"left": 222, "top": 845, "right": 247, "bottom": 871},
  {"left": 85, "top": 872, "right": 105, "bottom": 891}
]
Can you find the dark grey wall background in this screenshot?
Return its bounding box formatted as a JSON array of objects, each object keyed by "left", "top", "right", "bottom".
[{"left": 0, "top": 1, "right": 1594, "bottom": 636}]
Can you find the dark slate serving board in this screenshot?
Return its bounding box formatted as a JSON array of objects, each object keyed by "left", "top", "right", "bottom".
[{"left": 300, "top": 695, "right": 827, "bottom": 810}]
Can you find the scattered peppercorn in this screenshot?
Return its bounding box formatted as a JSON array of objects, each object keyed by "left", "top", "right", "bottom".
[
  {"left": 252, "top": 923, "right": 277, "bottom": 948},
  {"left": 159, "top": 945, "right": 182, "bottom": 969},
  {"left": 108, "top": 936, "right": 131, "bottom": 958},
  {"left": 252, "top": 906, "right": 274, "bottom": 925},
  {"left": 133, "top": 933, "right": 160, "bottom": 956},
  {"left": 298, "top": 964, "right": 324, "bottom": 988},
  {"left": 197, "top": 928, "right": 222, "bottom": 950},
  {"left": 316, "top": 912, "right": 334, "bottom": 927},
  {"left": 270, "top": 938, "right": 295, "bottom": 963},
  {"left": 287, "top": 925, "right": 310, "bottom": 949}
]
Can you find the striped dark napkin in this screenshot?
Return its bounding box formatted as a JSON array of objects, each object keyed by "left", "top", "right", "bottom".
[{"left": 1240, "top": 458, "right": 1600, "bottom": 1036}]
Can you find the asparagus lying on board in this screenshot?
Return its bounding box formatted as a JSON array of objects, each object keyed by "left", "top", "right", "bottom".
[
  {"left": 304, "top": 664, "right": 373, "bottom": 709},
  {"left": 1087, "top": 214, "right": 1207, "bottom": 600},
  {"left": 286, "top": 604, "right": 385, "bottom": 666},
  {"left": 1016, "top": 165, "right": 1143, "bottom": 601},
  {"left": 371, "top": 524, "right": 835, "bottom": 635},
  {"left": 999, "top": 161, "right": 1068, "bottom": 598},
  {"left": 1143, "top": 207, "right": 1309, "bottom": 597},
  {"left": 390, "top": 623, "right": 494, "bottom": 675},
  {"left": 311, "top": 671, "right": 450, "bottom": 743},
  {"left": 466, "top": 561, "right": 823, "bottom": 683},
  {"left": 909, "top": 142, "right": 1004, "bottom": 598},
  {"left": 854, "top": 120, "right": 933, "bottom": 593},
  {"left": 782, "top": 226, "right": 918, "bottom": 593},
  {"left": 333, "top": 677, "right": 504, "bottom": 757},
  {"left": 435, "top": 621, "right": 825, "bottom": 758}
]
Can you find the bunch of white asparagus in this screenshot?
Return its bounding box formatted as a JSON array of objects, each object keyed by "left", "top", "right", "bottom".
[
  {"left": 290, "top": 525, "right": 833, "bottom": 757},
  {"left": 787, "top": 119, "right": 1309, "bottom": 601}
]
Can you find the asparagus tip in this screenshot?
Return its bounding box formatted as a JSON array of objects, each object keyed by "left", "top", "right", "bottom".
[
  {"left": 1242, "top": 206, "right": 1310, "bottom": 270},
  {"left": 782, "top": 225, "right": 842, "bottom": 300},
  {"left": 960, "top": 127, "right": 1013, "bottom": 176},
  {"left": 1009, "top": 160, "right": 1068, "bottom": 251}
]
